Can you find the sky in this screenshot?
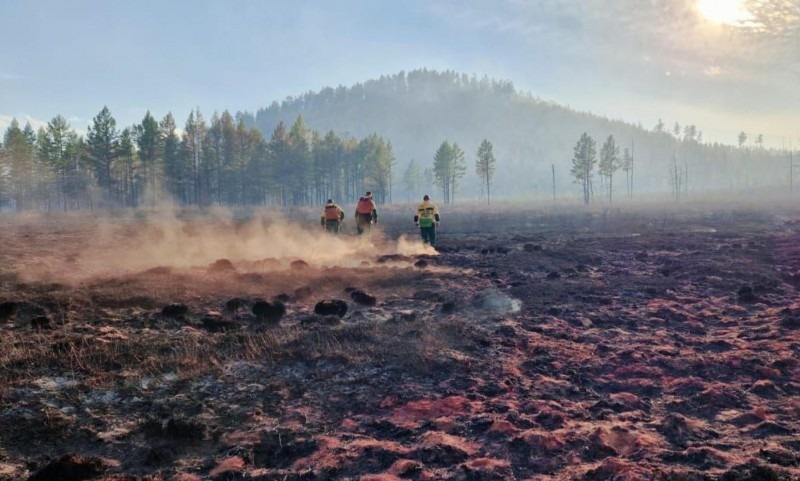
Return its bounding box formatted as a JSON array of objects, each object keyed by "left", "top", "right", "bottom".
[{"left": 1, "top": 0, "right": 798, "bottom": 147}]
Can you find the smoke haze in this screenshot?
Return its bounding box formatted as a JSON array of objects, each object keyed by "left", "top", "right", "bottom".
[{"left": 4, "top": 208, "right": 438, "bottom": 283}]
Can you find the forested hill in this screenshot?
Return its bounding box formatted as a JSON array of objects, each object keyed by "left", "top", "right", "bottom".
[
  {"left": 1, "top": 70, "right": 786, "bottom": 213},
  {"left": 238, "top": 69, "right": 786, "bottom": 201}
]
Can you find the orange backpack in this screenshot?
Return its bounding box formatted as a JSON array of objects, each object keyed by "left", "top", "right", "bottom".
[
  {"left": 324, "top": 205, "right": 340, "bottom": 221},
  {"left": 356, "top": 197, "right": 373, "bottom": 215}
]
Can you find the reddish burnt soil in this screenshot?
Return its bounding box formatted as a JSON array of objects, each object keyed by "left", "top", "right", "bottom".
[{"left": 1, "top": 206, "right": 800, "bottom": 480}]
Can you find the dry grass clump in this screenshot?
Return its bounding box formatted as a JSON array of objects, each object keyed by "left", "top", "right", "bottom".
[{"left": 0, "top": 315, "right": 472, "bottom": 392}]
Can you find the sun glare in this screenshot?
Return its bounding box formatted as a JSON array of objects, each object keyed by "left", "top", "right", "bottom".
[{"left": 696, "top": 0, "right": 755, "bottom": 26}]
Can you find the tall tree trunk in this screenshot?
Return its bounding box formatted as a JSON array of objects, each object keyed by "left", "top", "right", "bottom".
[
  {"left": 630, "top": 140, "right": 634, "bottom": 199},
  {"left": 609, "top": 170, "right": 613, "bottom": 204}
]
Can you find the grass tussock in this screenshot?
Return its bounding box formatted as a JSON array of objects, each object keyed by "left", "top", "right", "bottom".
[{"left": 0, "top": 315, "right": 475, "bottom": 392}]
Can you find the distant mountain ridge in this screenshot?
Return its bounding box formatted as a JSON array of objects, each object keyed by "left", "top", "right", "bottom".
[{"left": 238, "top": 69, "right": 783, "bottom": 201}]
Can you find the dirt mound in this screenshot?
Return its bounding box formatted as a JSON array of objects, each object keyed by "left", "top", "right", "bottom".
[
  {"left": 208, "top": 259, "right": 236, "bottom": 273},
  {"left": 290, "top": 260, "right": 310, "bottom": 271}
]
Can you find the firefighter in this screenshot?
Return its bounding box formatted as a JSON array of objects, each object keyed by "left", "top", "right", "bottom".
[
  {"left": 320, "top": 199, "right": 345, "bottom": 234},
  {"left": 414, "top": 194, "right": 440, "bottom": 247},
  {"left": 354, "top": 191, "right": 378, "bottom": 235}
]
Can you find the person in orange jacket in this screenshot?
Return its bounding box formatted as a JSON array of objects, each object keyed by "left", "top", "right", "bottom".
[
  {"left": 354, "top": 191, "right": 377, "bottom": 235},
  {"left": 320, "top": 199, "right": 345, "bottom": 233}
]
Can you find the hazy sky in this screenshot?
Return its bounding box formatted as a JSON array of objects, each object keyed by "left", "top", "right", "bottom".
[{"left": 1, "top": 0, "right": 797, "bottom": 147}]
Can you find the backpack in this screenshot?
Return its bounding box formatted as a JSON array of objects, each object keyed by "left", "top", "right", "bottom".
[
  {"left": 356, "top": 197, "right": 373, "bottom": 215},
  {"left": 324, "top": 205, "right": 340, "bottom": 221}
]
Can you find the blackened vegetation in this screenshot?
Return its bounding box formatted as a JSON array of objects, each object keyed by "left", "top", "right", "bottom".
[
  {"left": 3, "top": 210, "right": 800, "bottom": 480},
  {"left": 350, "top": 289, "right": 377, "bottom": 306},
  {"left": 273, "top": 293, "right": 291, "bottom": 303},
  {"left": 0, "top": 300, "right": 18, "bottom": 321},
  {"left": 224, "top": 297, "right": 248, "bottom": 313},
  {"left": 252, "top": 430, "right": 318, "bottom": 469},
  {"left": 314, "top": 300, "right": 348, "bottom": 318},
  {"left": 252, "top": 300, "right": 286, "bottom": 323},
  {"left": 143, "top": 417, "right": 208, "bottom": 441},
  {"left": 161, "top": 303, "right": 188, "bottom": 318},
  {"left": 737, "top": 284, "right": 757, "bottom": 302},
  {"left": 26, "top": 454, "right": 110, "bottom": 481},
  {"left": 202, "top": 314, "right": 236, "bottom": 333}
]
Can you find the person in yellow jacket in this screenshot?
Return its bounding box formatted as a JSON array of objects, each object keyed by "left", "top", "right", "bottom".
[
  {"left": 414, "top": 194, "right": 440, "bottom": 246},
  {"left": 354, "top": 191, "right": 378, "bottom": 235},
  {"left": 320, "top": 199, "right": 345, "bottom": 234}
]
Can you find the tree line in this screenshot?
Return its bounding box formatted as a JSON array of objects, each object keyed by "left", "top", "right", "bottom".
[
  {"left": 569, "top": 120, "right": 784, "bottom": 205},
  {"left": 571, "top": 133, "right": 633, "bottom": 205},
  {"left": 402, "top": 139, "right": 497, "bottom": 205},
  {"left": 2, "top": 69, "right": 792, "bottom": 211},
  {"left": 0, "top": 108, "right": 395, "bottom": 211}
]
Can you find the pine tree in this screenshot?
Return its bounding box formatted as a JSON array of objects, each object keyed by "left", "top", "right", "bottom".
[
  {"left": 267, "top": 121, "right": 291, "bottom": 205},
  {"left": 682, "top": 125, "right": 697, "bottom": 143},
  {"left": 220, "top": 110, "right": 238, "bottom": 204},
  {"left": 2, "top": 119, "right": 36, "bottom": 210},
  {"left": 359, "top": 133, "right": 393, "bottom": 204},
  {"left": 570, "top": 133, "right": 597, "bottom": 205},
  {"left": 233, "top": 118, "right": 252, "bottom": 206},
  {"left": 450, "top": 143, "right": 466, "bottom": 203},
  {"left": 288, "top": 115, "right": 312, "bottom": 205},
  {"left": 341, "top": 136, "right": 360, "bottom": 202},
  {"left": 669, "top": 153, "right": 683, "bottom": 201},
  {"left": 598, "top": 135, "right": 620, "bottom": 204},
  {"left": 86, "top": 106, "right": 119, "bottom": 202},
  {"left": 244, "top": 127, "right": 270, "bottom": 205},
  {"left": 433, "top": 141, "right": 453, "bottom": 204},
  {"left": 135, "top": 111, "right": 161, "bottom": 206},
  {"left": 475, "top": 139, "right": 496, "bottom": 204},
  {"left": 40, "top": 116, "right": 73, "bottom": 211},
  {"left": 402, "top": 158, "right": 423, "bottom": 201},
  {"left": 738, "top": 131, "right": 748, "bottom": 148},
  {"left": 160, "top": 113, "right": 182, "bottom": 203},
  {"left": 118, "top": 127, "right": 137, "bottom": 206},
  {"left": 313, "top": 130, "right": 344, "bottom": 203},
  {"left": 63, "top": 131, "right": 87, "bottom": 209},
  {"left": 179, "top": 110, "right": 206, "bottom": 205},
  {"left": 621, "top": 147, "right": 633, "bottom": 199},
  {"left": 432, "top": 141, "right": 466, "bottom": 204}
]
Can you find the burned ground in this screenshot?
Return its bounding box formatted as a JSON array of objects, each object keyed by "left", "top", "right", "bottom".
[{"left": 1, "top": 205, "right": 800, "bottom": 480}]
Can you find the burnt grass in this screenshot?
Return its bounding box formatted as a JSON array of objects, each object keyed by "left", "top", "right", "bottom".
[{"left": 2, "top": 205, "right": 800, "bottom": 480}]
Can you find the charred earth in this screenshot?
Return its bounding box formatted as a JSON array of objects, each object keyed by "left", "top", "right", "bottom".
[{"left": 1, "top": 205, "right": 800, "bottom": 480}]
